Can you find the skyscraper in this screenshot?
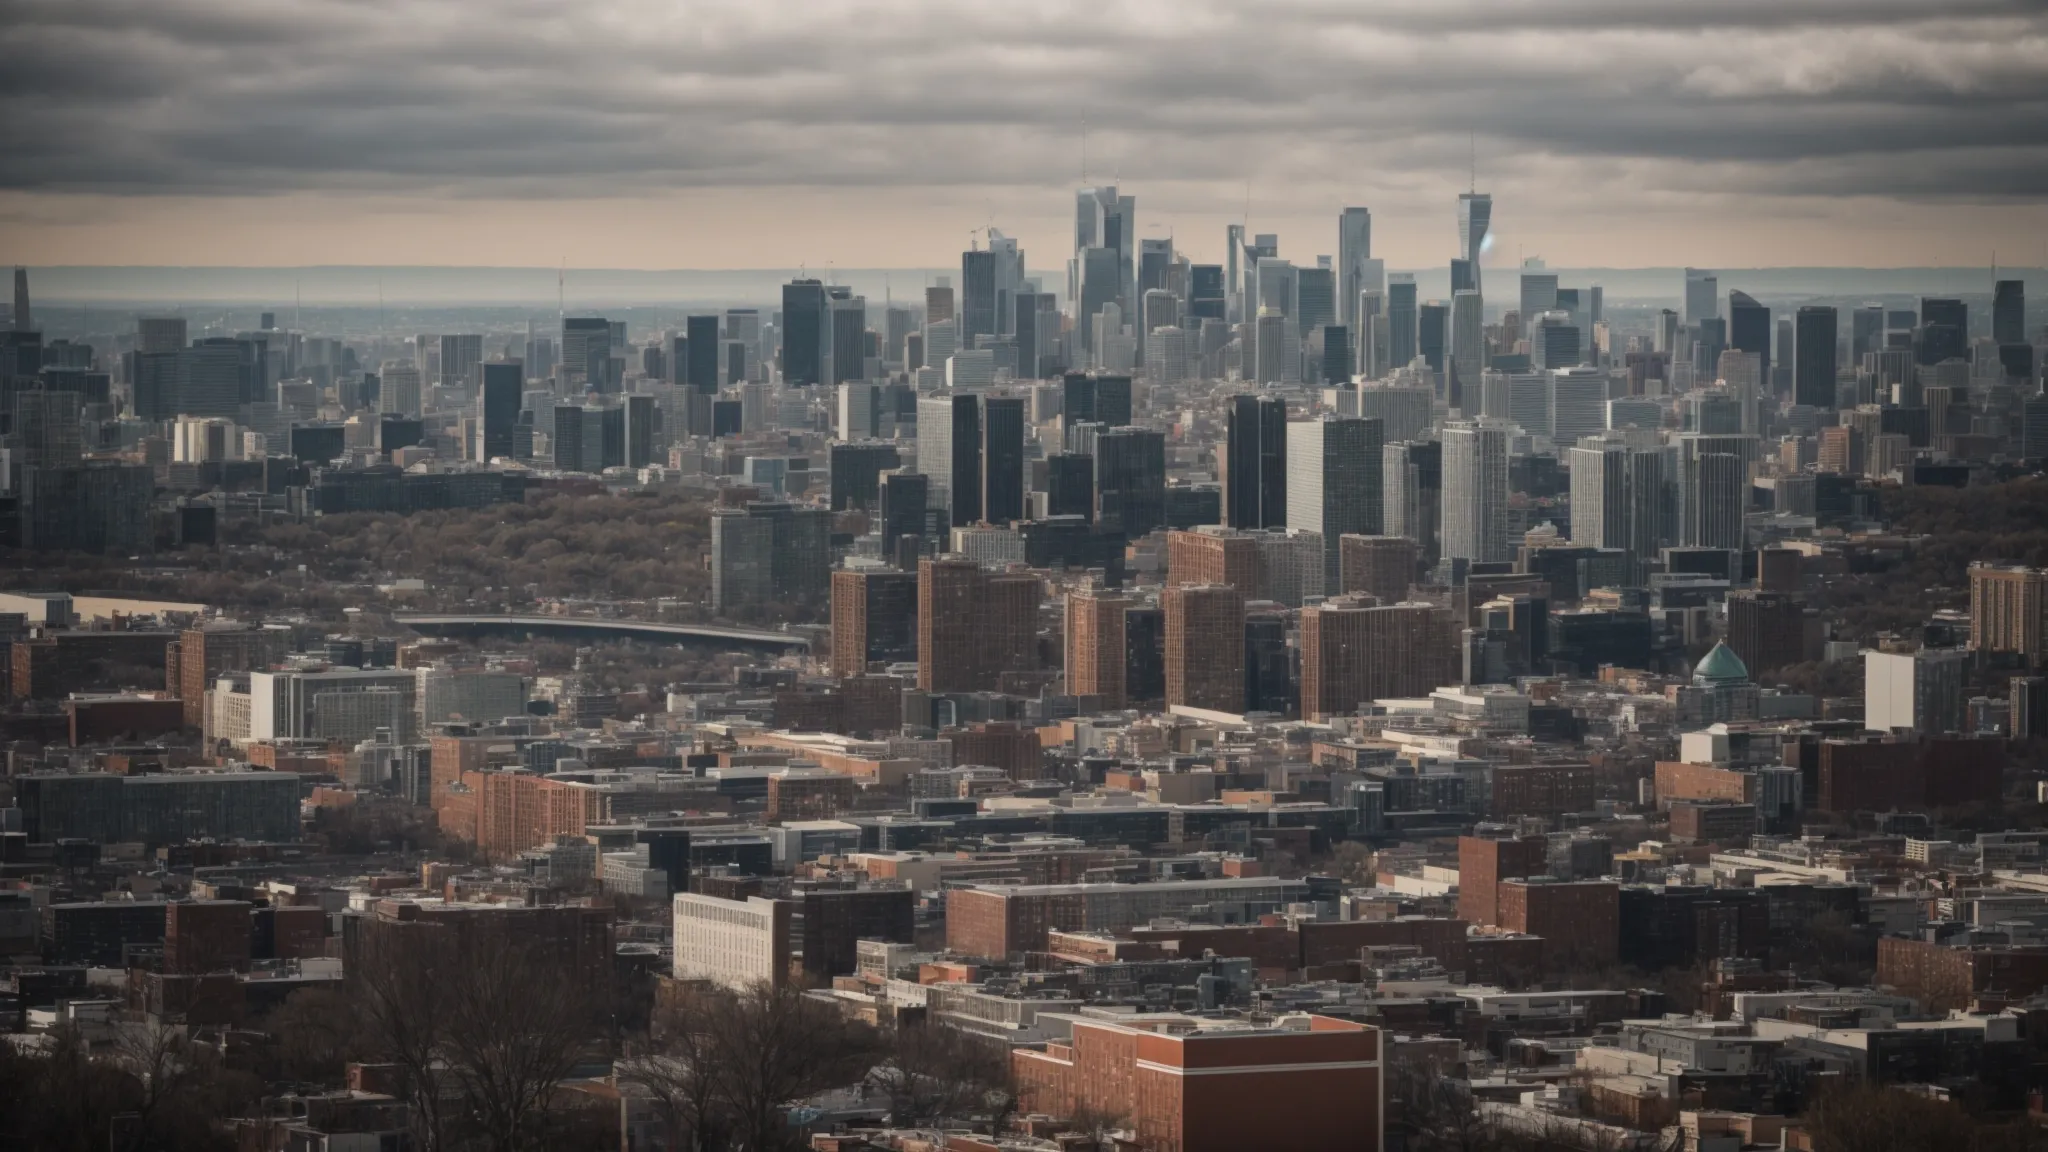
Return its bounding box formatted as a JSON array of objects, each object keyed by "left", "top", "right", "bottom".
[
  {"left": 918, "top": 557, "right": 1039, "bottom": 693},
  {"left": 1300, "top": 598, "right": 1457, "bottom": 721},
  {"left": 561, "top": 317, "right": 612, "bottom": 391},
  {"left": 1567, "top": 436, "right": 1668, "bottom": 563},
  {"left": 1457, "top": 194, "right": 1492, "bottom": 294},
  {"left": 916, "top": 393, "right": 981, "bottom": 526},
  {"left": 831, "top": 566, "right": 919, "bottom": 677},
  {"left": 1918, "top": 298, "right": 1967, "bottom": 367},
  {"left": 980, "top": 395, "right": 1026, "bottom": 525},
  {"left": 1519, "top": 272, "right": 1559, "bottom": 320},
  {"left": 828, "top": 294, "right": 867, "bottom": 387},
  {"left": 1065, "top": 591, "right": 1130, "bottom": 709},
  {"left": 1683, "top": 269, "right": 1718, "bottom": 327},
  {"left": 1383, "top": 440, "right": 1443, "bottom": 565},
  {"left": 1338, "top": 207, "right": 1373, "bottom": 329},
  {"left": 1995, "top": 280, "right": 2027, "bottom": 347},
  {"left": 1450, "top": 290, "right": 1483, "bottom": 414},
  {"left": 1164, "top": 584, "right": 1245, "bottom": 712},
  {"left": 686, "top": 315, "right": 721, "bottom": 391},
  {"left": 961, "top": 248, "right": 996, "bottom": 343},
  {"left": 1678, "top": 434, "right": 1757, "bottom": 550},
  {"left": 780, "top": 280, "right": 828, "bottom": 387},
  {"left": 1387, "top": 275, "right": 1418, "bottom": 369},
  {"left": 1418, "top": 302, "right": 1449, "bottom": 373},
  {"left": 1095, "top": 427, "right": 1166, "bottom": 538},
  {"left": 438, "top": 334, "right": 482, "bottom": 389},
  {"left": 1441, "top": 420, "right": 1509, "bottom": 565},
  {"left": 1794, "top": 306, "right": 1838, "bottom": 409},
  {"left": 1338, "top": 535, "right": 1420, "bottom": 606},
  {"left": 1224, "top": 394, "right": 1287, "bottom": 530},
  {"left": 1287, "top": 416, "right": 1384, "bottom": 589},
  {"left": 1728, "top": 290, "right": 1771, "bottom": 385},
  {"left": 11, "top": 267, "right": 29, "bottom": 331},
  {"left": 477, "top": 362, "right": 522, "bottom": 461}
]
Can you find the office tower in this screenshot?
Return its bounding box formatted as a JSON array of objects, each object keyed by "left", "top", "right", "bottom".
[
  {"left": 1224, "top": 393, "right": 1288, "bottom": 529},
  {"left": 1384, "top": 440, "right": 1443, "bottom": 565},
  {"left": 1851, "top": 303, "right": 1885, "bottom": 365},
  {"left": 2025, "top": 393, "right": 2048, "bottom": 460},
  {"left": 1078, "top": 247, "right": 1122, "bottom": 354},
  {"left": 476, "top": 362, "right": 522, "bottom": 460},
  {"left": 1141, "top": 288, "right": 1179, "bottom": 334},
  {"left": 1164, "top": 584, "right": 1246, "bottom": 712},
  {"left": 1794, "top": 306, "right": 1838, "bottom": 409},
  {"left": 925, "top": 319, "right": 958, "bottom": 366},
  {"left": 623, "top": 393, "right": 656, "bottom": 468},
  {"left": 1060, "top": 372, "right": 1132, "bottom": 435},
  {"left": 830, "top": 567, "right": 919, "bottom": 676},
  {"left": 1254, "top": 309, "right": 1297, "bottom": 384},
  {"left": 1015, "top": 292, "right": 1052, "bottom": 380},
  {"left": 1450, "top": 291, "right": 1483, "bottom": 413},
  {"left": 1725, "top": 590, "right": 1809, "bottom": 677},
  {"left": 1519, "top": 272, "right": 1559, "bottom": 320},
  {"left": 1073, "top": 185, "right": 1134, "bottom": 315},
  {"left": 1678, "top": 433, "right": 1755, "bottom": 550},
  {"left": 1243, "top": 609, "right": 1293, "bottom": 716},
  {"left": 1457, "top": 193, "right": 1492, "bottom": 293},
  {"left": 916, "top": 393, "right": 981, "bottom": 526},
  {"left": 1918, "top": 298, "right": 1967, "bottom": 366},
  {"left": 19, "top": 463, "right": 153, "bottom": 554},
  {"left": 918, "top": 556, "right": 1039, "bottom": 692},
  {"left": 710, "top": 502, "right": 830, "bottom": 612},
  {"left": 1864, "top": 648, "right": 1967, "bottom": 735},
  {"left": 666, "top": 332, "right": 689, "bottom": 389},
  {"left": 1996, "top": 280, "right": 2026, "bottom": 346},
  {"left": 1338, "top": 207, "right": 1373, "bottom": 328},
  {"left": 1287, "top": 416, "right": 1384, "bottom": 588},
  {"left": 1531, "top": 313, "right": 1579, "bottom": 371},
  {"left": 1254, "top": 258, "right": 1297, "bottom": 323},
  {"left": 436, "top": 334, "right": 481, "bottom": 389},
  {"left": 561, "top": 317, "right": 612, "bottom": 391},
  {"left": 175, "top": 338, "right": 251, "bottom": 418},
  {"left": 879, "top": 470, "right": 928, "bottom": 558},
  {"left": 961, "top": 247, "right": 997, "bottom": 344},
  {"left": 12, "top": 390, "right": 82, "bottom": 468},
  {"left": 1683, "top": 269, "right": 1718, "bottom": 327},
  {"left": 1046, "top": 453, "right": 1095, "bottom": 519},
  {"left": 926, "top": 283, "right": 955, "bottom": 326},
  {"left": 1417, "top": 301, "right": 1448, "bottom": 374},
  {"left": 1547, "top": 367, "right": 1609, "bottom": 445},
  {"left": 780, "top": 280, "right": 827, "bottom": 386},
  {"left": 1300, "top": 598, "right": 1456, "bottom": 720},
  {"left": 1339, "top": 535, "right": 1419, "bottom": 605},
  {"left": 1066, "top": 591, "right": 1130, "bottom": 708},
  {"left": 1450, "top": 258, "right": 1475, "bottom": 295},
  {"left": 828, "top": 294, "right": 867, "bottom": 386},
  {"left": 138, "top": 316, "right": 187, "bottom": 354},
  {"left": 1357, "top": 385, "right": 1432, "bottom": 446},
  {"left": 1095, "top": 426, "right": 1166, "bottom": 537},
  {"left": 828, "top": 441, "right": 901, "bottom": 511},
  {"left": 981, "top": 395, "right": 1026, "bottom": 525},
  {"left": 1321, "top": 325, "right": 1352, "bottom": 385},
  {"left": 11, "top": 267, "right": 27, "bottom": 330},
  {"left": 1727, "top": 290, "right": 1771, "bottom": 385},
  {"left": 838, "top": 382, "right": 879, "bottom": 441},
  {"left": 1387, "top": 275, "right": 1418, "bottom": 369},
  {"left": 682, "top": 315, "right": 720, "bottom": 391},
  {"left": 1188, "top": 264, "right": 1226, "bottom": 321},
  {"left": 1137, "top": 237, "right": 1173, "bottom": 299},
  {"left": 1567, "top": 436, "right": 1668, "bottom": 562},
  {"left": 1441, "top": 420, "right": 1509, "bottom": 565},
  {"left": 1297, "top": 266, "right": 1337, "bottom": 341}
]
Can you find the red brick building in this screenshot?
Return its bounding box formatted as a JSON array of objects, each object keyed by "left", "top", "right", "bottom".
[
  {"left": 1013, "top": 1013, "right": 1383, "bottom": 1152},
  {"left": 1489, "top": 763, "right": 1596, "bottom": 819},
  {"left": 1817, "top": 736, "right": 2003, "bottom": 813},
  {"left": 1877, "top": 937, "right": 2048, "bottom": 1011},
  {"left": 165, "top": 900, "right": 253, "bottom": 974},
  {"left": 1457, "top": 835, "right": 1548, "bottom": 928},
  {"left": 945, "top": 722, "right": 1044, "bottom": 781},
  {"left": 1496, "top": 879, "right": 1619, "bottom": 967}
]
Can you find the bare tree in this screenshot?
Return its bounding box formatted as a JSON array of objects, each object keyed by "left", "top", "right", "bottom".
[
  {"left": 350, "top": 925, "right": 458, "bottom": 1152},
  {"left": 702, "top": 982, "right": 880, "bottom": 1152},
  {"left": 620, "top": 993, "right": 729, "bottom": 1152},
  {"left": 440, "top": 939, "right": 606, "bottom": 1152},
  {"left": 866, "top": 1021, "right": 1015, "bottom": 1131}
]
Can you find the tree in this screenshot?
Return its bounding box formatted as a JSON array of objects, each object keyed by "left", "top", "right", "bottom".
[
  {"left": 620, "top": 993, "right": 729, "bottom": 1152},
  {"left": 866, "top": 1021, "right": 1015, "bottom": 1131},
  {"left": 700, "top": 982, "right": 880, "bottom": 1152},
  {"left": 1804, "top": 1082, "right": 1983, "bottom": 1152}
]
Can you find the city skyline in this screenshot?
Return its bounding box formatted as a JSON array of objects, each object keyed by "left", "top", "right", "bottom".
[{"left": 3, "top": 0, "right": 2045, "bottom": 270}]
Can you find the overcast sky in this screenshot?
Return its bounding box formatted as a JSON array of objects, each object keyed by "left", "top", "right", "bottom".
[{"left": 2, "top": 0, "right": 2044, "bottom": 271}]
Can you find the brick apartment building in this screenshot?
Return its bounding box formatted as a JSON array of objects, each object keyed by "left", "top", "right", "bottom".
[
  {"left": 945, "top": 722, "right": 1044, "bottom": 781},
  {"left": 1489, "top": 762, "right": 1596, "bottom": 819},
  {"left": 1458, "top": 835, "right": 1549, "bottom": 928},
  {"left": 1496, "top": 879, "right": 1620, "bottom": 967},
  {"left": 1013, "top": 1012, "right": 1383, "bottom": 1152},
  {"left": 165, "top": 900, "right": 253, "bottom": 974},
  {"left": 1816, "top": 736, "right": 2002, "bottom": 812},
  {"left": 1878, "top": 937, "right": 2048, "bottom": 1011}
]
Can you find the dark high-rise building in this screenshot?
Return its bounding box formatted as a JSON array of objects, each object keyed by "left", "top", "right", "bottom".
[
  {"left": 829, "top": 441, "right": 901, "bottom": 511},
  {"left": 981, "top": 396, "right": 1026, "bottom": 525},
  {"left": 1189, "top": 264, "right": 1226, "bottom": 321},
  {"left": 1094, "top": 426, "right": 1166, "bottom": 538},
  {"left": 961, "top": 249, "right": 997, "bottom": 342},
  {"left": 1046, "top": 453, "right": 1095, "bottom": 519},
  {"left": 1726, "top": 590, "right": 1808, "bottom": 677},
  {"left": 878, "top": 470, "right": 928, "bottom": 559},
  {"left": 1244, "top": 610, "right": 1294, "bottom": 716},
  {"left": 478, "top": 362, "right": 522, "bottom": 460},
  {"left": 1387, "top": 277, "right": 1418, "bottom": 370},
  {"left": 1015, "top": 293, "right": 1047, "bottom": 380},
  {"left": 1727, "top": 290, "right": 1771, "bottom": 385},
  {"left": 561, "top": 317, "right": 613, "bottom": 391},
  {"left": 1418, "top": 302, "right": 1449, "bottom": 372},
  {"left": 1320, "top": 325, "right": 1351, "bottom": 385},
  {"left": 686, "top": 315, "right": 721, "bottom": 391},
  {"left": 1124, "top": 604, "right": 1165, "bottom": 705},
  {"left": 622, "top": 394, "right": 656, "bottom": 469},
  {"left": 11, "top": 266, "right": 28, "bottom": 331},
  {"left": 20, "top": 464, "right": 153, "bottom": 555},
  {"left": 1918, "top": 298, "right": 1966, "bottom": 367},
  {"left": 829, "top": 296, "right": 867, "bottom": 386},
  {"left": 668, "top": 333, "right": 689, "bottom": 388},
  {"left": 1793, "top": 306, "right": 1838, "bottom": 409},
  {"left": 830, "top": 567, "right": 919, "bottom": 676},
  {"left": 781, "top": 279, "right": 827, "bottom": 386},
  {"left": 1224, "top": 393, "right": 1287, "bottom": 529},
  {"left": 1995, "top": 280, "right": 2026, "bottom": 347},
  {"left": 918, "top": 557, "right": 1040, "bottom": 693}
]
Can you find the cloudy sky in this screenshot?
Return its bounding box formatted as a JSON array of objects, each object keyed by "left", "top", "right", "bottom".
[{"left": 2, "top": 0, "right": 2044, "bottom": 271}]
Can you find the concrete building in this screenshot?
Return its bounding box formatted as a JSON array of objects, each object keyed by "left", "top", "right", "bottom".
[
  {"left": 1865, "top": 648, "right": 1968, "bottom": 735},
  {"left": 1286, "top": 416, "right": 1384, "bottom": 589},
  {"left": 917, "top": 557, "right": 1041, "bottom": 693},
  {"left": 1300, "top": 597, "right": 1457, "bottom": 722},
  {"left": 672, "top": 892, "right": 793, "bottom": 988},
  {"left": 1165, "top": 584, "right": 1246, "bottom": 713},
  {"left": 947, "top": 876, "right": 1309, "bottom": 958}
]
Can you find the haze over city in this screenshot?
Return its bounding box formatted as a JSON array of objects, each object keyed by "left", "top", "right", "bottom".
[{"left": 4, "top": 3, "right": 2048, "bottom": 1152}]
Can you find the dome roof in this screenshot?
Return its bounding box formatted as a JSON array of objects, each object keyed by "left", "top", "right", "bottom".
[{"left": 1693, "top": 641, "right": 1750, "bottom": 684}]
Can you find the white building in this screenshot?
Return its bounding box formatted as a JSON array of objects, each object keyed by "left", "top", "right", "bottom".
[
  {"left": 672, "top": 892, "right": 790, "bottom": 988},
  {"left": 1441, "top": 420, "right": 1510, "bottom": 564},
  {"left": 417, "top": 668, "right": 529, "bottom": 727}
]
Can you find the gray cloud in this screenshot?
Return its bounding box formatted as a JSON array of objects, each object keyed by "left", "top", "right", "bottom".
[{"left": 2, "top": 0, "right": 2045, "bottom": 211}]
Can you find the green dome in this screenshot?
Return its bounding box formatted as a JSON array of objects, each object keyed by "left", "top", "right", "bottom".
[{"left": 1694, "top": 641, "right": 1750, "bottom": 684}]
